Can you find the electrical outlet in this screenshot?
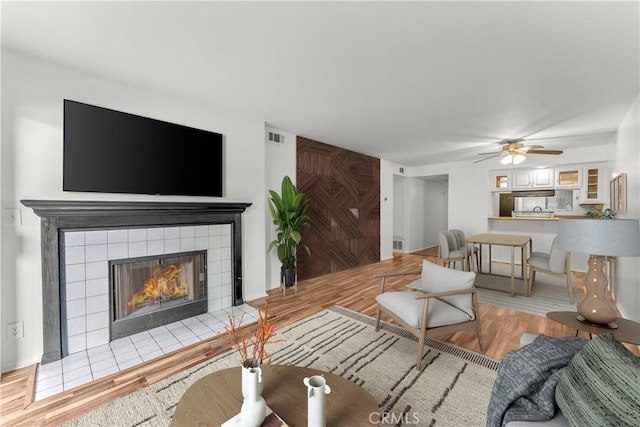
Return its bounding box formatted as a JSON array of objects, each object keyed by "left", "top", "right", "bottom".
[{"left": 7, "top": 321, "right": 24, "bottom": 339}]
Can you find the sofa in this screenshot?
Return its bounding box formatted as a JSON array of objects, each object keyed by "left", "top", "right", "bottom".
[{"left": 487, "top": 332, "right": 640, "bottom": 427}]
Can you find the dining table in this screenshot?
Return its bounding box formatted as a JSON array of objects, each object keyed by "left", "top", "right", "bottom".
[{"left": 465, "top": 233, "right": 532, "bottom": 296}]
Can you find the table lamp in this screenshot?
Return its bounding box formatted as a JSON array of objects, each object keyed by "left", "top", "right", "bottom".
[{"left": 557, "top": 218, "right": 640, "bottom": 328}]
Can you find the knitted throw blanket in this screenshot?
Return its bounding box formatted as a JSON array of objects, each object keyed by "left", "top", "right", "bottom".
[{"left": 486, "top": 335, "right": 587, "bottom": 427}]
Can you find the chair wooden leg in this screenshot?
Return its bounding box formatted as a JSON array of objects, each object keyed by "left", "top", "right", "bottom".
[
  {"left": 375, "top": 307, "right": 382, "bottom": 332},
  {"left": 566, "top": 272, "right": 574, "bottom": 304},
  {"left": 416, "top": 328, "right": 426, "bottom": 370},
  {"left": 529, "top": 269, "right": 536, "bottom": 296},
  {"left": 476, "top": 323, "right": 484, "bottom": 353}
]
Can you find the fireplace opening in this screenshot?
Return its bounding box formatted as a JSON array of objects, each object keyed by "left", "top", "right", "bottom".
[{"left": 110, "top": 250, "right": 208, "bottom": 340}]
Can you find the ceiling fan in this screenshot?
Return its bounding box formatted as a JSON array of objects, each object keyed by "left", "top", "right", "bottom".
[{"left": 474, "top": 139, "right": 564, "bottom": 164}]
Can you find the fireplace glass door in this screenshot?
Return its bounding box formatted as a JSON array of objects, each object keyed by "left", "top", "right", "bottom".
[{"left": 110, "top": 250, "right": 207, "bottom": 339}]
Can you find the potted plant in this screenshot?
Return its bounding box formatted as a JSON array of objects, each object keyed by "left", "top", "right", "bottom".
[{"left": 267, "top": 175, "right": 311, "bottom": 287}]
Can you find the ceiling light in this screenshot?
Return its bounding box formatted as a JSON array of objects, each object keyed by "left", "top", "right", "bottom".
[{"left": 500, "top": 153, "right": 526, "bottom": 165}]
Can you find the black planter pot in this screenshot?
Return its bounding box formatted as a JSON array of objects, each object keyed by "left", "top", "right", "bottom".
[{"left": 280, "top": 267, "right": 296, "bottom": 287}]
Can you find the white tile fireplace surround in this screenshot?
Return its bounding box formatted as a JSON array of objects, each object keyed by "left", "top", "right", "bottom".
[
  {"left": 62, "top": 224, "right": 233, "bottom": 354},
  {"left": 21, "top": 200, "right": 251, "bottom": 365}
]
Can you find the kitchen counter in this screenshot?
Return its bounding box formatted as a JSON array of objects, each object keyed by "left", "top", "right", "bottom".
[{"left": 487, "top": 215, "right": 587, "bottom": 221}]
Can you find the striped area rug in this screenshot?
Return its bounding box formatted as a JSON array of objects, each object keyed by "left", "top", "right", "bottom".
[
  {"left": 64, "top": 306, "right": 499, "bottom": 427},
  {"left": 474, "top": 263, "right": 577, "bottom": 317}
]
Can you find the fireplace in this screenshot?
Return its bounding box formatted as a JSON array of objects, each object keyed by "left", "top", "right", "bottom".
[
  {"left": 110, "top": 250, "right": 208, "bottom": 340},
  {"left": 21, "top": 200, "right": 251, "bottom": 364}
]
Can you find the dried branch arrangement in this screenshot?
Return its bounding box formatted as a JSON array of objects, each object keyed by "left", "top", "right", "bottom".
[{"left": 225, "top": 301, "right": 283, "bottom": 368}]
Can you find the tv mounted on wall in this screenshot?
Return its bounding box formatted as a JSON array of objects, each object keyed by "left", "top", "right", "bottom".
[{"left": 63, "top": 100, "right": 223, "bottom": 197}]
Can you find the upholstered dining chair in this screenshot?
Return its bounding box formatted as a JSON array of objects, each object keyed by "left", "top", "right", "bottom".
[
  {"left": 437, "top": 231, "right": 467, "bottom": 270},
  {"left": 374, "top": 260, "right": 483, "bottom": 370},
  {"left": 450, "top": 229, "right": 480, "bottom": 272},
  {"left": 526, "top": 235, "right": 574, "bottom": 304}
]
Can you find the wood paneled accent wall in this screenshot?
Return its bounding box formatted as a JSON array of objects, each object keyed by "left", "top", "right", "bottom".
[{"left": 296, "top": 137, "right": 380, "bottom": 280}]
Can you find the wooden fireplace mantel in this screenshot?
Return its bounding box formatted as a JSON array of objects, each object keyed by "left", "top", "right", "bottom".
[{"left": 21, "top": 199, "right": 252, "bottom": 364}]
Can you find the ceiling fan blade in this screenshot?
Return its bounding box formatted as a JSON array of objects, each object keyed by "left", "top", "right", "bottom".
[
  {"left": 477, "top": 151, "right": 501, "bottom": 155},
  {"left": 527, "top": 149, "right": 564, "bottom": 155},
  {"left": 473, "top": 153, "right": 503, "bottom": 163},
  {"left": 520, "top": 145, "right": 544, "bottom": 152}
]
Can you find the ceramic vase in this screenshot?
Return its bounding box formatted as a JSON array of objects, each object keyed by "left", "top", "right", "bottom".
[
  {"left": 242, "top": 361, "right": 264, "bottom": 397},
  {"left": 303, "top": 375, "right": 331, "bottom": 427},
  {"left": 240, "top": 366, "right": 266, "bottom": 427}
]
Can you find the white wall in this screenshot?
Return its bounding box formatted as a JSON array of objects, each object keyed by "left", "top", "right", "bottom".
[
  {"left": 423, "top": 180, "right": 448, "bottom": 248},
  {"left": 392, "top": 175, "right": 405, "bottom": 240},
  {"left": 1, "top": 49, "right": 269, "bottom": 371},
  {"left": 380, "top": 160, "right": 401, "bottom": 260},
  {"left": 609, "top": 94, "right": 640, "bottom": 321},
  {"left": 264, "top": 127, "right": 297, "bottom": 289}
]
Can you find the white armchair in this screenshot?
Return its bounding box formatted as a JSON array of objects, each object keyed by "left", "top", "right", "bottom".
[
  {"left": 374, "top": 260, "right": 483, "bottom": 370},
  {"left": 526, "top": 236, "right": 574, "bottom": 303}
]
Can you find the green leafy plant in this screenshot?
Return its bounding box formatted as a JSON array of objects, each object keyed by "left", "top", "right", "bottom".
[
  {"left": 267, "top": 175, "right": 311, "bottom": 269},
  {"left": 585, "top": 207, "right": 616, "bottom": 219}
]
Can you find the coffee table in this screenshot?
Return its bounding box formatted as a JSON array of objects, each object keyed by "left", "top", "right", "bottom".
[
  {"left": 171, "top": 365, "right": 379, "bottom": 426},
  {"left": 546, "top": 311, "right": 640, "bottom": 345}
]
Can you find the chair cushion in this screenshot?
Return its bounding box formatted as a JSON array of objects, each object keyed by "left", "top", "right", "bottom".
[
  {"left": 420, "top": 260, "right": 476, "bottom": 318},
  {"left": 555, "top": 332, "right": 640, "bottom": 427},
  {"left": 376, "top": 291, "right": 473, "bottom": 329},
  {"left": 447, "top": 248, "right": 466, "bottom": 259},
  {"left": 527, "top": 252, "right": 550, "bottom": 270}
]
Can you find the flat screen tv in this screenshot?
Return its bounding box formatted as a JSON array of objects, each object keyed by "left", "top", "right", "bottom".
[{"left": 63, "top": 100, "right": 223, "bottom": 197}]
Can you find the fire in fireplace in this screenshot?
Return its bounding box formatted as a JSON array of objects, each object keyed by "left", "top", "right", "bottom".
[{"left": 110, "top": 250, "right": 208, "bottom": 340}]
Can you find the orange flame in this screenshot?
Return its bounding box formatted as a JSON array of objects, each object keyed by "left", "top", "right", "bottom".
[{"left": 127, "top": 264, "right": 188, "bottom": 307}]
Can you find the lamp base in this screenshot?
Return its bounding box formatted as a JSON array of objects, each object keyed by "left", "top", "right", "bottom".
[
  {"left": 576, "top": 314, "right": 618, "bottom": 330},
  {"left": 577, "top": 255, "right": 618, "bottom": 326}
]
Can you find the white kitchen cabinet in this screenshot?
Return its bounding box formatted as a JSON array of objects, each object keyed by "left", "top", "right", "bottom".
[
  {"left": 511, "top": 169, "right": 554, "bottom": 189},
  {"left": 555, "top": 167, "right": 581, "bottom": 188},
  {"left": 532, "top": 169, "right": 554, "bottom": 187},
  {"left": 511, "top": 171, "right": 533, "bottom": 188},
  {"left": 580, "top": 164, "right": 606, "bottom": 204}
]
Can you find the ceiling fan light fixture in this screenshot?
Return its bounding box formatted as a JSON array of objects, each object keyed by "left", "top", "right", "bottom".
[{"left": 500, "top": 153, "right": 526, "bottom": 165}]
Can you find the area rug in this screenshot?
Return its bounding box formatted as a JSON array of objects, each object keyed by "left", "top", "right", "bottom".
[
  {"left": 64, "top": 306, "right": 499, "bottom": 427},
  {"left": 474, "top": 263, "right": 577, "bottom": 317}
]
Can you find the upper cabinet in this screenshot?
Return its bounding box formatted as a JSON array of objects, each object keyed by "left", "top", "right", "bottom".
[
  {"left": 511, "top": 168, "right": 554, "bottom": 189},
  {"left": 489, "top": 171, "right": 510, "bottom": 191},
  {"left": 488, "top": 163, "right": 607, "bottom": 203},
  {"left": 580, "top": 163, "right": 606, "bottom": 204},
  {"left": 555, "top": 167, "right": 581, "bottom": 188}
]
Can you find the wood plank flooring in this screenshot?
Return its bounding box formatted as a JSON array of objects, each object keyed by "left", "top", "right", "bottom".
[{"left": 0, "top": 252, "right": 634, "bottom": 426}]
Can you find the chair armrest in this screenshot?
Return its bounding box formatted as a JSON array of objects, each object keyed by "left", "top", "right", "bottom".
[
  {"left": 414, "top": 287, "right": 476, "bottom": 299},
  {"left": 375, "top": 270, "right": 421, "bottom": 294}
]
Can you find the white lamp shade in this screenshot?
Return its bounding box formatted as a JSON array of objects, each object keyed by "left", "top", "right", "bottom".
[{"left": 557, "top": 219, "right": 640, "bottom": 257}]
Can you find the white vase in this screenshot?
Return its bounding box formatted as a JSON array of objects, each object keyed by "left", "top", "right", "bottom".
[
  {"left": 242, "top": 361, "right": 264, "bottom": 397},
  {"left": 303, "top": 375, "right": 331, "bottom": 427},
  {"left": 240, "top": 366, "right": 266, "bottom": 427}
]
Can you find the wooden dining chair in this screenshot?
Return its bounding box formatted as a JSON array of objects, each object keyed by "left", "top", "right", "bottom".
[
  {"left": 437, "top": 231, "right": 467, "bottom": 270},
  {"left": 526, "top": 235, "right": 574, "bottom": 303}
]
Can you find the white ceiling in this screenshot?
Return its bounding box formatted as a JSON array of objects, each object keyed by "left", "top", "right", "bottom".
[{"left": 2, "top": 1, "right": 639, "bottom": 166}]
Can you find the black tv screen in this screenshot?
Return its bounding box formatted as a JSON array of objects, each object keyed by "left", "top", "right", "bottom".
[{"left": 63, "top": 100, "right": 223, "bottom": 197}]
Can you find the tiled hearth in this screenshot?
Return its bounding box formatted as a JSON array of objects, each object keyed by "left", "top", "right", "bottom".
[
  {"left": 35, "top": 304, "right": 258, "bottom": 400},
  {"left": 62, "top": 224, "right": 233, "bottom": 354}
]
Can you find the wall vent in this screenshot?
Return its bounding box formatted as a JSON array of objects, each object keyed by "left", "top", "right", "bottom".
[
  {"left": 267, "top": 131, "right": 284, "bottom": 144},
  {"left": 393, "top": 239, "right": 404, "bottom": 250}
]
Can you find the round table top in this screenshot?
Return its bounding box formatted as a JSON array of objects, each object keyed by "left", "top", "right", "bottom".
[
  {"left": 546, "top": 311, "right": 640, "bottom": 345},
  {"left": 171, "top": 364, "right": 379, "bottom": 426}
]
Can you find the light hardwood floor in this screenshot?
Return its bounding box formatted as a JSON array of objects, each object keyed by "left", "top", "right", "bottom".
[{"left": 0, "top": 253, "right": 632, "bottom": 426}]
